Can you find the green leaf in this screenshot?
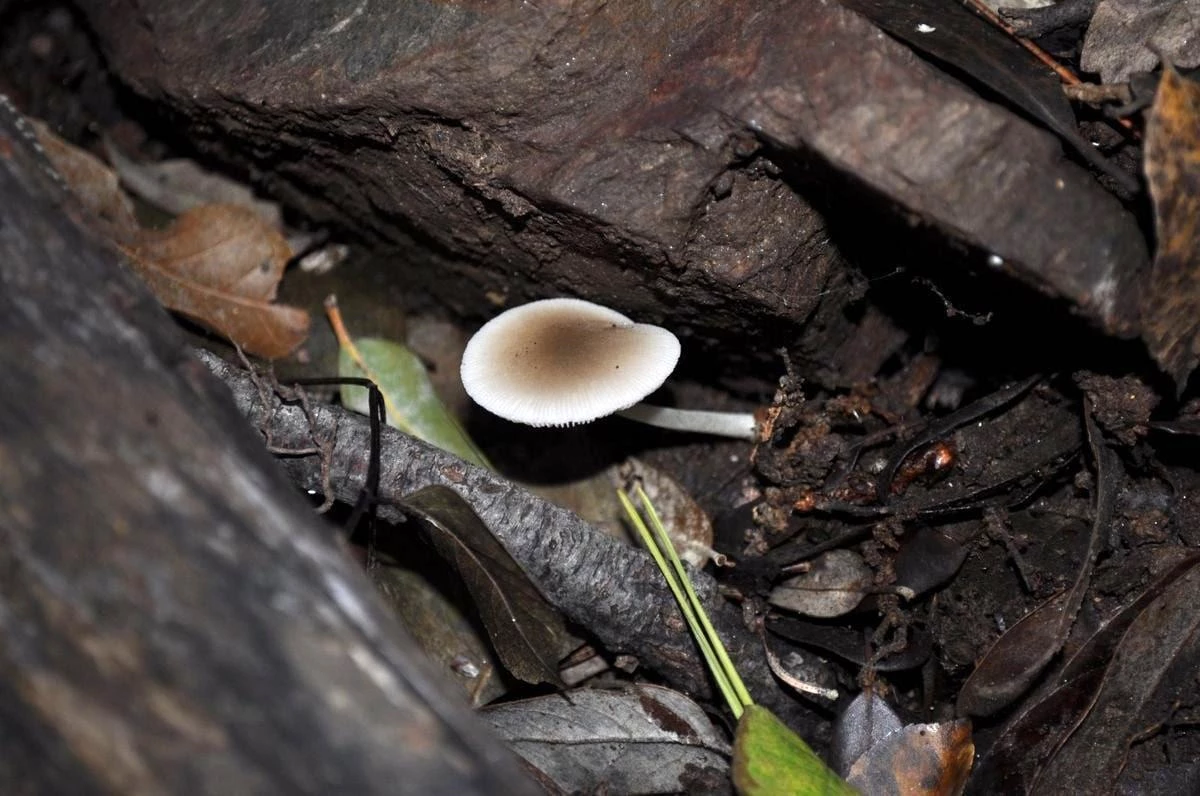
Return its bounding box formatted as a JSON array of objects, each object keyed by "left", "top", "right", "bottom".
[
  {"left": 398, "top": 485, "right": 568, "bottom": 687},
  {"left": 338, "top": 337, "right": 490, "bottom": 468},
  {"left": 734, "top": 705, "right": 859, "bottom": 796}
]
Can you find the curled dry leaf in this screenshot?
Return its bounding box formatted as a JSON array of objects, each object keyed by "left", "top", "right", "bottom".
[
  {"left": 483, "top": 685, "right": 730, "bottom": 795},
  {"left": 1143, "top": 65, "right": 1200, "bottom": 389},
  {"left": 769, "top": 549, "right": 872, "bottom": 618},
  {"left": 832, "top": 690, "right": 904, "bottom": 776},
  {"left": 845, "top": 719, "right": 974, "bottom": 796},
  {"left": 32, "top": 121, "right": 309, "bottom": 359},
  {"left": 30, "top": 120, "right": 137, "bottom": 235},
  {"left": 762, "top": 641, "right": 839, "bottom": 702}
]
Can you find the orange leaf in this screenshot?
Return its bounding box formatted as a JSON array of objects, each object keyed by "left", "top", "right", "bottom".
[
  {"left": 1143, "top": 66, "right": 1200, "bottom": 389},
  {"left": 846, "top": 719, "right": 974, "bottom": 796}
]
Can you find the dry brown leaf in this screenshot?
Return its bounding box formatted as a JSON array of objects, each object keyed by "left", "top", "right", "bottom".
[
  {"left": 617, "top": 458, "right": 720, "bottom": 567},
  {"left": 123, "top": 260, "right": 309, "bottom": 359},
  {"left": 31, "top": 120, "right": 137, "bottom": 236},
  {"left": 845, "top": 719, "right": 974, "bottom": 796},
  {"left": 120, "top": 209, "right": 309, "bottom": 359},
  {"left": 31, "top": 121, "right": 309, "bottom": 360},
  {"left": 126, "top": 204, "right": 292, "bottom": 301},
  {"left": 1143, "top": 66, "right": 1200, "bottom": 389}
]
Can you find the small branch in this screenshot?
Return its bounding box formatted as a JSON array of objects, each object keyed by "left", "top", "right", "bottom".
[
  {"left": 1000, "top": 0, "right": 1097, "bottom": 38},
  {"left": 201, "top": 350, "right": 821, "bottom": 736},
  {"left": 962, "top": 0, "right": 1136, "bottom": 134}
]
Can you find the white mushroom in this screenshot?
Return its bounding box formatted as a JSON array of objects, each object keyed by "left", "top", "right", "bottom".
[{"left": 460, "top": 298, "right": 759, "bottom": 440}]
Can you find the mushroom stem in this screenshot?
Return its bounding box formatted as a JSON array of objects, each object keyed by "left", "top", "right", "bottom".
[{"left": 617, "top": 404, "right": 759, "bottom": 441}]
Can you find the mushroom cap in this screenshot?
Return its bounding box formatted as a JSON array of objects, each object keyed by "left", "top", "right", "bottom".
[{"left": 460, "top": 298, "right": 681, "bottom": 427}]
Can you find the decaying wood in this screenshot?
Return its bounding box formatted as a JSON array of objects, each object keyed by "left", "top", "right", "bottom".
[
  {"left": 76, "top": 0, "right": 1147, "bottom": 362},
  {"left": 0, "top": 99, "right": 535, "bottom": 795},
  {"left": 199, "top": 351, "right": 825, "bottom": 740}
]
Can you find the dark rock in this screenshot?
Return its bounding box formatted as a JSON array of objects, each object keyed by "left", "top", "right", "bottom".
[{"left": 75, "top": 0, "right": 1147, "bottom": 372}]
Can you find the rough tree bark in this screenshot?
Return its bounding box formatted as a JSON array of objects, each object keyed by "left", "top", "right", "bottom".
[
  {"left": 198, "top": 350, "right": 821, "bottom": 737},
  {"left": 75, "top": 0, "right": 1148, "bottom": 359},
  {"left": 0, "top": 99, "right": 535, "bottom": 794}
]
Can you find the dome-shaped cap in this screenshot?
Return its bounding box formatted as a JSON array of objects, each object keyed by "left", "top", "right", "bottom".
[{"left": 460, "top": 298, "right": 681, "bottom": 427}]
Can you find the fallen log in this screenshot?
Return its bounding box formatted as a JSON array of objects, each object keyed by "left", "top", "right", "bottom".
[{"left": 0, "top": 97, "right": 535, "bottom": 796}]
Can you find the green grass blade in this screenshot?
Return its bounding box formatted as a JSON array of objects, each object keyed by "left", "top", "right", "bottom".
[
  {"left": 618, "top": 490, "right": 742, "bottom": 718},
  {"left": 622, "top": 490, "right": 856, "bottom": 795},
  {"left": 635, "top": 485, "right": 754, "bottom": 710}
]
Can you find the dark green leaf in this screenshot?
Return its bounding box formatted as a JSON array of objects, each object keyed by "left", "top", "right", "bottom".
[{"left": 398, "top": 485, "right": 568, "bottom": 687}]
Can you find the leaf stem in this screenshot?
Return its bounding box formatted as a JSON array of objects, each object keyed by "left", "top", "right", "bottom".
[{"left": 324, "top": 294, "right": 418, "bottom": 437}]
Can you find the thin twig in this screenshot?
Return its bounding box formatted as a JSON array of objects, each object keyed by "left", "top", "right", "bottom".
[{"left": 961, "top": 0, "right": 1137, "bottom": 134}]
